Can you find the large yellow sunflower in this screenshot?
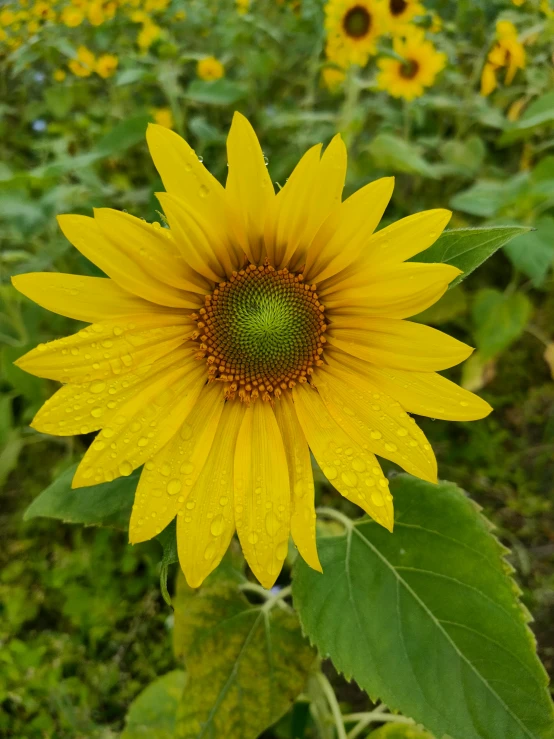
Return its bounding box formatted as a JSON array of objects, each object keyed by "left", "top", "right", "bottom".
[
  {"left": 377, "top": 28, "right": 447, "bottom": 101},
  {"left": 325, "top": 0, "right": 384, "bottom": 68},
  {"left": 13, "top": 114, "right": 491, "bottom": 589}
]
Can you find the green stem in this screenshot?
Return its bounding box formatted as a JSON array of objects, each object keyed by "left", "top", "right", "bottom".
[
  {"left": 346, "top": 711, "right": 415, "bottom": 739},
  {"left": 315, "top": 672, "right": 348, "bottom": 739},
  {"left": 316, "top": 507, "right": 353, "bottom": 531}
]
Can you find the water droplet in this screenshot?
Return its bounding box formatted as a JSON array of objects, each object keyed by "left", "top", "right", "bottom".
[
  {"left": 197, "top": 155, "right": 204, "bottom": 163},
  {"left": 397, "top": 428, "right": 408, "bottom": 437},
  {"left": 219, "top": 496, "right": 228, "bottom": 506},
  {"left": 180, "top": 462, "right": 193, "bottom": 475},
  {"left": 460, "top": 401, "right": 469, "bottom": 407},
  {"left": 199, "top": 184, "right": 209, "bottom": 198},
  {"left": 276, "top": 540, "right": 287, "bottom": 559},
  {"left": 204, "top": 541, "right": 216, "bottom": 560},
  {"left": 370, "top": 430, "right": 382, "bottom": 440},
  {"left": 102, "top": 427, "right": 115, "bottom": 438},
  {"left": 265, "top": 512, "right": 280, "bottom": 536},
  {"left": 167, "top": 479, "right": 181, "bottom": 495},
  {"left": 248, "top": 532, "right": 259, "bottom": 544},
  {"left": 119, "top": 461, "right": 133, "bottom": 476},
  {"left": 210, "top": 516, "right": 224, "bottom": 536},
  {"left": 341, "top": 471, "right": 357, "bottom": 487},
  {"left": 352, "top": 458, "right": 366, "bottom": 472},
  {"left": 137, "top": 437, "right": 148, "bottom": 447},
  {"left": 91, "top": 381, "right": 106, "bottom": 394},
  {"left": 91, "top": 407, "right": 104, "bottom": 418},
  {"left": 323, "top": 465, "right": 337, "bottom": 480}
]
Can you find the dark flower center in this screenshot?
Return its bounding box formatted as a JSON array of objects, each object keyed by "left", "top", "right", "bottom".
[
  {"left": 399, "top": 59, "right": 420, "bottom": 79},
  {"left": 343, "top": 6, "right": 372, "bottom": 38},
  {"left": 390, "top": 0, "right": 408, "bottom": 16}
]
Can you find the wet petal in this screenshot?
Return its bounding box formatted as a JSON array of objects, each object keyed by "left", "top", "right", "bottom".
[
  {"left": 30, "top": 346, "right": 196, "bottom": 436},
  {"left": 130, "top": 382, "right": 225, "bottom": 544},
  {"left": 11, "top": 273, "right": 170, "bottom": 323},
  {"left": 313, "top": 366, "right": 437, "bottom": 483},
  {"left": 293, "top": 384, "right": 394, "bottom": 531},
  {"left": 327, "top": 349, "right": 493, "bottom": 421},
  {"left": 303, "top": 177, "right": 395, "bottom": 283},
  {"left": 15, "top": 315, "right": 191, "bottom": 383},
  {"left": 226, "top": 112, "right": 275, "bottom": 264},
  {"left": 72, "top": 361, "right": 206, "bottom": 488},
  {"left": 323, "top": 263, "right": 462, "bottom": 319},
  {"left": 234, "top": 400, "right": 291, "bottom": 589},
  {"left": 327, "top": 317, "right": 473, "bottom": 371},
  {"left": 93, "top": 208, "right": 209, "bottom": 294},
  {"left": 274, "top": 392, "right": 321, "bottom": 572},
  {"left": 178, "top": 399, "right": 245, "bottom": 588},
  {"left": 57, "top": 214, "right": 199, "bottom": 309}
]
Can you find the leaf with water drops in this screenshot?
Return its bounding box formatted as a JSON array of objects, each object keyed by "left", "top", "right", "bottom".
[
  {"left": 293, "top": 475, "right": 554, "bottom": 739},
  {"left": 24, "top": 462, "right": 138, "bottom": 529},
  {"left": 414, "top": 226, "right": 531, "bottom": 287},
  {"left": 173, "top": 581, "right": 315, "bottom": 739}
]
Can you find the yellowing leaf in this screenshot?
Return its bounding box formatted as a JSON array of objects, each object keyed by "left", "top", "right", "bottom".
[
  {"left": 544, "top": 343, "right": 554, "bottom": 379},
  {"left": 173, "top": 582, "right": 315, "bottom": 739}
]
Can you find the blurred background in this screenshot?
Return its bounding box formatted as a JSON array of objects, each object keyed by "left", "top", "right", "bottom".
[{"left": 1, "top": 0, "right": 554, "bottom": 736}]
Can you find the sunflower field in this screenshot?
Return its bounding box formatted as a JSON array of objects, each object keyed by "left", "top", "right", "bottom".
[{"left": 2, "top": 0, "right": 554, "bottom": 737}]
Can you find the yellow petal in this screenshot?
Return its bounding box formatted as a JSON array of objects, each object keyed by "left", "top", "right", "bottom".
[
  {"left": 327, "top": 318, "right": 473, "bottom": 371},
  {"left": 323, "top": 263, "right": 462, "bottom": 320},
  {"left": 146, "top": 123, "right": 229, "bottom": 248},
  {"left": 292, "top": 384, "right": 394, "bottom": 531},
  {"left": 15, "top": 314, "right": 190, "bottom": 382},
  {"left": 57, "top": 214, "right": 198, "bottom": 309},
  {"left": 264, "top": 144, "right": 322, "bottom": 267},
  {"left": 178, "top": 399, "right": 245, "bottom": 588},
  {"left": 312, "top": 366, "right": 437, "bottom": 483},
  {"left": 93, "top": 208, "right": 209, "bottom": 294},
  {"left": 303, "top": 177, "right": 395, "bottom": 283},
  {"left": 72, "top": 361, "right": 206, "bottom": 488},
  {"left": 319, "top": 209, "right": 452, "bottom": 295},
  {"left": 327, "top": 349, "right": 493, "bottom": 421},
  {"left": 30, "top": 346, "right": 196, "bottom": 436},
  {"left": 234, "top": 401, "right": 290, "bottom": 589},
  {"left": 157, "top": 192, "right": 231, "bottom": 281},
  {"left": 294, "top": 134, "right": 347, "bottom": 264},
  {"left": 226, "top": 111, "right": 275, "bottom": 264},
  {"left": 11, "top": 273, "right": 169, "bottom": 323},
  {"left": 274, "top": 392, "right": 321, "bottom": 572},
  {"left": 129, "top": 382, "right": 226, "bottom": 544}
]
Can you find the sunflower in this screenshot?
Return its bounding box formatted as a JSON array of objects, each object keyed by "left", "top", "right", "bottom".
[
  {"left": 325, "top": 0, "right": 384, "bottom": 68},
  {"left": 480, "top": 20, "right": 526, "bottom": 96},
  {"left": 377, "top": 28, "right": 447, "bottom": 101},
  {"left": 382, "top": 0, "right": 425, "bottom": 32},
  {"left": 13, "top": 114, "right": 491, "bottom": 589}
]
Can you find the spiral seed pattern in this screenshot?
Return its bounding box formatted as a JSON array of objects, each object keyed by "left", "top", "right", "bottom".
[{"left": 191, "top": 263, "right": 327, "bottom": 403}]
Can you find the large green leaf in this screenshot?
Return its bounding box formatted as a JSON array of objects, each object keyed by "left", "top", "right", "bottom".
[
  {"left": 122, "top": 670, "right": 186, "bottom": 739},
  {"left": 293, "top": 476, "right": 554, "bottom": 739},
  {"left": 369, "top": 726, "right": 435, "bottom": 739},
  {"left": 24, "top": 462, "right": 138, "bottom": 529},
  {"left": 504, "top": 217, "right": 554, "bottom": 287},
  {"left": 415, "top": 226, "right": 531, "bottom": 287},
  {"left": 472, "top": 288, "right": 533, "bottom": 360},
  {"left": 173, "top": 582, "right": 315, "bottom": 739},
  {"left": 367, "top": 134, "right": 440, "bottom": 179},
  {"left": 184, "top": 79, "right": 247, "bottom": 105}
]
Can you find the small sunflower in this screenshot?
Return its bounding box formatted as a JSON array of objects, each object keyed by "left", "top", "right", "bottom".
[
  {"left": 480, "top": 20, "right": 526, "bottom": 96},
  {"left": 377, "top": 28, "right": 447, "bottom": 101},
  {"left": 325, "top": 0, "right": 384, "bottom": 68},
  {"left": 382, "top": 0, "right": 425, "bottom": 32},
  {"left": 13, "top": 115, "right": 491, "bottom": 589}
]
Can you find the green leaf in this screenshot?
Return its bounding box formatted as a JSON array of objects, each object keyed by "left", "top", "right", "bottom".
[
  {"left": 24, "top": 463, "right": 138, "bottom": 530},
  {"left": 369, "top": 725, "right": 435, "bottom": 738},
  {"left": 122, "top": 670, "right": 186, "bottom": 739},
  {"left": 472, "top": 288, "right": 533, "bottom": 360},
  {"left": 449, "top": 181, "right": 509, "bottom": 217},
  {"left": 93, "top": 114, "right": 151, "bottom": 157},
  {"left": 184, "top": 79, "right": 247, "bottom": 106},
  {"left": 173, "top": 582, "right": 315, "bottom": 739},
  {"left": 415, "top": 226, "right": 531, "bottom": 287},
  {"left": 500, "top": 91, "right": 554, "bottom": 144},
  {"left": 504, "top": 217, "right": 554, "bottom": 287},
  {"left": 367, "top": 134, "right": 440, "bottom": 179},
  {"left": 293, "top": 476, "right": 554, "bottom": 739}
]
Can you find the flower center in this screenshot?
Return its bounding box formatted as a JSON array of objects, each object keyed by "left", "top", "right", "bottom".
[
  {"left": 343, "top": 6, "right": 372, "bottom": 38},
  {"left": 192, "top": 264, "right": 327, "bottom": 403},
  {"left": 399, "top": 58, "right": 420, "bottom": 79},
  {"left": 390, "top": 0, "right": 408, "bottom": 16}
]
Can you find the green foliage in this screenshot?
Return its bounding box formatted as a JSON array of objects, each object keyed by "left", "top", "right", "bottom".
[
  {"left": 414, "top": 226, "right": 531, "bottom": 287},
  {"left": 122, "top": 670, "right": 186, "bottom": 739},
  {"left": 172, "top": 582, "right": 315, "bottom": 739},
  {"left": 24, "top": 462, "right": 138, "bottom": 529},
  {"left": 472, "top": 288, "right": 533, "bottom": 360},
  {"left": 293, "top": 476, "right": 554, "bottom": 739},
  {"left": 369, "top": 726, "right": 435, "bottom": 739}
]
